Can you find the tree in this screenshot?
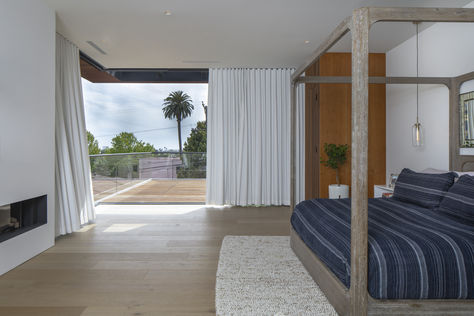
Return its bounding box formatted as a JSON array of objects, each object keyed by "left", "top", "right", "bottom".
[
  {"left": 87, "top": 131, "right": 100, "bottom": 155},
  {"left": 183, "top": 121, "right": 206, "bottom": 152},
  {"left": 177, "top": 121, "right": 207, "bottom": 179},
  {"left": 104, "top": 132, "right": 155, "bottom": 153},
  {"left": 162, "top": 91, "right": 194, "bottom": 155},
  {"left": 320, "top": 143, "right": 349, "bottom": 186}
]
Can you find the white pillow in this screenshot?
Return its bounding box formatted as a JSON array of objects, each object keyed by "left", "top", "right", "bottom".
[
  {"left": 455, "top": 171, "right": 474, "bottom": 177},
  {"left": 421, "top": 168, "right": 474, "bottom": 180}
]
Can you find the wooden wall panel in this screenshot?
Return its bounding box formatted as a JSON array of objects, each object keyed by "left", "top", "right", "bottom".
[
  {"left": 368, "top": 83, "right": 386, "bottom": 197},
  {"left": 318, "top": 83, "right": 352, "bottom": 198},
  {"left": 367, "top": 53, "right": 387, "bottom": 197},
  {"left": 320, "top": 53, "right": 352, "bottom": 76},
  {"left": 304, "top": 52, "right": 386, "bottom": 199},
  {"left": 319, "top": 53, "right": 352, "bottom": 198},
  {"left": 304, "top": 62, "right": 320, "bottom": 200}
]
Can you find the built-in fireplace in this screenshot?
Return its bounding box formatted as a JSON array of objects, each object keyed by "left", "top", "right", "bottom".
[{"left": 0, "top": 195, "right": 47, "bottom": 243}]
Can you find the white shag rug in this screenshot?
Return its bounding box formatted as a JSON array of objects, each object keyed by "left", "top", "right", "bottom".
[{"left": 216, "top": 236, "right": 338, "bottom": 316}]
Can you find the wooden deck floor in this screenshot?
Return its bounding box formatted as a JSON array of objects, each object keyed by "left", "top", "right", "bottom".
[
  {"left": 0, "top": 205, "right": 291, "bottom": 315},
  {"left": 92, "top": 179, "right": 145, "bottom": 201},
  {"left": 94, "top": 179, "right": 206, "bottom": 204}
]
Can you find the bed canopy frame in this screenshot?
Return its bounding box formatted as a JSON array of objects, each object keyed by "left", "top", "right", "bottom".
[{"left": 289, "top": 7, "right": 474, "bottom": 316}]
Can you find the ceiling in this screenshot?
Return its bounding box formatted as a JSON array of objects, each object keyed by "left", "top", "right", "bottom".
[{"left": 44, "top": 0, "right": 471, "bottom": 69}]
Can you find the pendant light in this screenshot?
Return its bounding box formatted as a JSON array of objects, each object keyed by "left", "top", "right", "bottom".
[{"left": 412, "top": 22, "right": 423, "bottom": 147}]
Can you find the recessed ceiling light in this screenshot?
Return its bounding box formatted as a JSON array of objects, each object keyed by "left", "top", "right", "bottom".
[
  {"left": 164, "top": 10, "right": 172, "bottom": 16},
  {"left": 304, "top": 40, "right": 310, "bottom": 44}
]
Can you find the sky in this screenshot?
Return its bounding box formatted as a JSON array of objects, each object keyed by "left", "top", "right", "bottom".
[{"left": 82, "top": 79, "right": 208, "bottom": 151}]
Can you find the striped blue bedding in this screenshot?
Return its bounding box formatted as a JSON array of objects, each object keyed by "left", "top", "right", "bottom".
[{"left": 291, "top": 198, "right": 474, "bottom": 299}]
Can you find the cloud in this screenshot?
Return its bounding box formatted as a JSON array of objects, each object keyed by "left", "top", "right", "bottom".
[{"left": 82, "top": 79, "right": 208, "bottom": 151}]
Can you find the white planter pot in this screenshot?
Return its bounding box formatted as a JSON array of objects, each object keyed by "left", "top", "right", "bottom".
[{"left": 328, "top": 184, "right": 349, "bottom": 199}]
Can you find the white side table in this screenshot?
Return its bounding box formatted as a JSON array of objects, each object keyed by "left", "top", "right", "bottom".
[{"left": 374, "top": 185, "right": 394, "bottom": 198}]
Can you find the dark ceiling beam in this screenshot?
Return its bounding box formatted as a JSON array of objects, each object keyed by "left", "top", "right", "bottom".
[
  {"left": 80, "top": 58, "right": 120, "bottom": 83},
  {"left": 79, "top": 51, "right": 209, "bottom": 83},
  {"left": 106, "top": 68, "right": 209, "bottom": 83}
]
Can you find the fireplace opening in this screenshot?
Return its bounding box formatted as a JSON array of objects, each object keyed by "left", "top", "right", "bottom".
[{"left": 0, "top": 195, "right": 47, "bottom": 243}]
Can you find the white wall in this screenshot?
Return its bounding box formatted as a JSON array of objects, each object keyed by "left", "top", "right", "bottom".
[
  {"left": 461, "top": 80, "right": 474, "bottom": 94},
  {"left": 386, "top": 1, "right": 474, "bottom": 180},
  {"left": 0, "top": 0, "right": 55, "bottom": 274}
]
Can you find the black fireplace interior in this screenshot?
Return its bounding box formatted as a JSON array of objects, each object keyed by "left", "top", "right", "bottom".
[{"left": 0, "top": 195, "right": 47, "bottom": 243}]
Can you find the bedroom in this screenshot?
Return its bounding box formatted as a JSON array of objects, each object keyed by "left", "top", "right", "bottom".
[{"left": 0, "top": 0, "right": 473, "bottom": 315}]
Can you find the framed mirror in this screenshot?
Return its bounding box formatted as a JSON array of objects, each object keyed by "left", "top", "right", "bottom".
[{"left": 460, "top": 90, "right": 474, "bottom": 148}]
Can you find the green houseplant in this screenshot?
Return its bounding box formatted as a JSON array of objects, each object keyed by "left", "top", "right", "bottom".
[{"left": 320, "top": 143, "right": 349, "bottom": 186}]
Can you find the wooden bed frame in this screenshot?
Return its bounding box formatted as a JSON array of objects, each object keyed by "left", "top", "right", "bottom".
[
  {"left": 291, "top": 228, "right": 474, "bottom": 316},
  {"left": 289, "top": 7, "right": 474, "bottom": 316}
]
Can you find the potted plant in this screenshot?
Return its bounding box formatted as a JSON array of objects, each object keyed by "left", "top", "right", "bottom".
[{"left": 320, "top": 143, "right": 349, "bottom": 199}]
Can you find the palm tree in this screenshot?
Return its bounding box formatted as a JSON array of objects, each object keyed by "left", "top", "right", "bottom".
[
  {"left": 162, "top": 91, "right": 194, "bottom": 155},
  {"left": 202, "top": 101, "right": 208, "bottom": 122}
]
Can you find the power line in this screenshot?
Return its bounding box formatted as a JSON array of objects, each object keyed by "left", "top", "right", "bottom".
[{"left": 96, "top": 124, "right": 194, "bottom": 138}]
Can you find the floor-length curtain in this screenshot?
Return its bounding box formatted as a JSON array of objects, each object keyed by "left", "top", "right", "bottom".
[
  {"left": 55, "top": 34, "right": 95, "bottom": 236},
  {"left": 207, "top": 68, "right": 304, "bottom": 206}
]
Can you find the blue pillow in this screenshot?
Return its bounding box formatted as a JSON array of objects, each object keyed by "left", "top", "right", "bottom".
[
  {"left": 393, "top": 168, "right": 456, "bottom": 209},
  {"left": 438, "top": 175, "right": 474, "bottom": 221}
]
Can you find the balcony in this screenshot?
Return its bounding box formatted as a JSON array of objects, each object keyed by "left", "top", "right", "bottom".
[{"left": 89, "top": 152, "right": 206, "bottom": 204}]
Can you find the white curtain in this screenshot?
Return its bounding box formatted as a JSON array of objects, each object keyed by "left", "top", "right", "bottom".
[
  {"left": 206, "top": 68, "right": 305, "bottom": 206},
  {"left": 55, "top": 34, "right": 95, "bottom": 236}
]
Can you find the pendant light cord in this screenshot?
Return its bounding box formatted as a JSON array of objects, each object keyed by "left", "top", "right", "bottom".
[{"left": 416, "top": 22, "right": 419, "bottom": 123}]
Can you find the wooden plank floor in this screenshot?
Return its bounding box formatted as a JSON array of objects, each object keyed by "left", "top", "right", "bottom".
[
  {"left": 97, "top": 179, "right": 206, "bottom": 204},
  {"left": 0, "top": 205, "right": 291, "bottom": 316}
]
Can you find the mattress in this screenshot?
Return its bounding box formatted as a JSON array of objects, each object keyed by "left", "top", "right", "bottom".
[{"left": 290, "top": 198, "right": 474, "bottom": 299}]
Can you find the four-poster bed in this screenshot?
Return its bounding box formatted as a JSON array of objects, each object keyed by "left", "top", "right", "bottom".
[{"left": 289, "top": 7, "right": 474, "bottom": 316}]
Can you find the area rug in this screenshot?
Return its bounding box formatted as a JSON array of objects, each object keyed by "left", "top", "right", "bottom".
[{"left": 216, "top": 236, "right": 337, "bottom": 316}]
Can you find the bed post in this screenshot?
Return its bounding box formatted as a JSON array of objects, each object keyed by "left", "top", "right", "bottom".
[
  {"left": 350, "top": 7, "right": 369, "bottom": 316},
  {"left": 290, "top": 80, "right": 297, "bottom": 212}
]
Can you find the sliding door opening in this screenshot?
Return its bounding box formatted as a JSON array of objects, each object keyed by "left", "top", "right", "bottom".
[{"left": 82, "top": 78, "right": 208, "bottom": 205}]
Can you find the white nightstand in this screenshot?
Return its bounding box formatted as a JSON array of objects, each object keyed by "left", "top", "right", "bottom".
[{"left": 374, "top": 185, "right": 394, "bottom": 198}]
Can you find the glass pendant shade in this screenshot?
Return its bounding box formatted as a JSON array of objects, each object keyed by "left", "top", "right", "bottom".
[
  {"left": 411, "top": 22, "right": 423, "bottom": 148},
  {"left": 412, "top": 121, "right": 423, "bottom": 147}
]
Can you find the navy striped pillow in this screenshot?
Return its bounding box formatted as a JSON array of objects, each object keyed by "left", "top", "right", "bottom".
[
  {"left": 393, "top": 168, "right": 456, "bottom": 209},
  {"left": 438, "top": 175, "right": 474, "bottom": 221}
]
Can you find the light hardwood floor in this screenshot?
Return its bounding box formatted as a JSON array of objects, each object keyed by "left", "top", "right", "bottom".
[{"left": 0, "top": 205, "right": 291, "bottom": 316}]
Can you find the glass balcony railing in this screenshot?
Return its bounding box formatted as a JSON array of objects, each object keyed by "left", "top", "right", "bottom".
[{"left": 89, "top": 152, "right": 206, "bottom": 203}]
